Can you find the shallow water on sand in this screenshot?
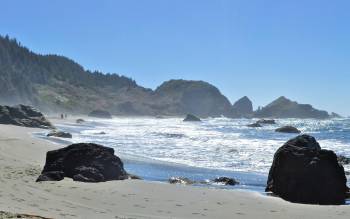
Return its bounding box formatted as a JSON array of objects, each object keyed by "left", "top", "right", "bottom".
[{"left": 35, "top": 117, "right": 350, "bottom": 192}]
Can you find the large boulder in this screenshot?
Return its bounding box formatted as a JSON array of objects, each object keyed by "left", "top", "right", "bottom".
[
  {"left": 231, "top": 96, "right": 253, "bottom": 118},
  {"left": 88, "top": 110, "right": 112, "bottom": 119},
  {"left": 183, "top": 114, "right": 201, "bottom": 122},
  {"left": 0, "top": 104, "right": 53, "bottom": 129},
  {"left": 266, "top": 135, "right": 348, "bottom": 205},
  {"left": 37, "top": 143, "right": 128, "bottom": 182},
  {"left": 275, "top": 126, "right": 301, "bottom": 134}
]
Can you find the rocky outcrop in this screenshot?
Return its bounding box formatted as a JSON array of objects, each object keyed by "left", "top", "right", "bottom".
[
  {"left": 183, "top": 114, "right": 201, "bottom": 122},
  {"left": 154, "top": 80, "right": 234, "bottom": 118},
  {"left": 213, "top": 177, "right": 239, "bottom": 186},
  {"left": 88, "top": 110, "right": 112, "bottom": 119},
  {"left": 47, "top": 130, "right": 72, "bottom": 138},
  {"left": 255, "top": 96, "right": 330, "bottom": 119},
  {"left": 275, "top": 126, "right": 301, "bottom": 134},
  {"left": 0, "top": 104, "right": 53, "bottom": 129},
  {"left": 247, "top": 122, "right": 262, "bottom": 128},
  {"left": 37, "top": 143, "right": 128, "bottom": 183},
  {"left": 266, "top": 135, "right": 348, "bottom": 205},
  {"left": 231, "top": 96, "right": 253, "bottom": 118}
]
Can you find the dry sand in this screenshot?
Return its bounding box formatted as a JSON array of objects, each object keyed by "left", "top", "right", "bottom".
[{"left": 0, "top": 123, "right": 349, "bottom": 219}]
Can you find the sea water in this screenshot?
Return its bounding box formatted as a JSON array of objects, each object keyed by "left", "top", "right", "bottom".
[{"left": 35, "top": 117, "right": 350, "bottom": 193}]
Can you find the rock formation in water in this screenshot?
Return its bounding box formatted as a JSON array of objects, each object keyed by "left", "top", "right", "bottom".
[
  {"left": 37, "top": 143, "right": 129, "bottom": 182},
  {"left": 266, "top": 135, "right": 348, "bottom": 205},
  {"left": 0, "top": 104, "right": 53, "bottom": 129},
  {"left": 254, "top": 96, "right": 330, "bottom": 119},
  {"left": 275, "top": 126, "right": 301, "bottom": 134},
  {"left": 231, "top": 96, "right": 253, "bottom": 118},
  {"left": 247, "top": 122, "right": 262, "bottom": 128},
  {"left": 47, "top": 130, "right": 72, "bottom": 138},
  {"left": 154, "top": 80, "right": 234, "bottom": 118},
  {"left": 213, "top": 177, "right": 239, "bottom": 186},
  {"left": 183, "top": 114, "right": 201, "bottom": 122}
]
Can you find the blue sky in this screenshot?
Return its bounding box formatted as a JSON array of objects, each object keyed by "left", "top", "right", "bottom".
[{"left": 1, "top": 0, "right": 349, "bottom": 115}]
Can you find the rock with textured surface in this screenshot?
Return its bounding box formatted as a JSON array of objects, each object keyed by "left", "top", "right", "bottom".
[
  {"left": 37, "top": 143, "right": 128, "bottom": 182},
  {"left": 266, "top": 135, "right": 348, "bottom": 205},
  {"left": 0, "top": 104, "right": 53, "bottom": 129}
]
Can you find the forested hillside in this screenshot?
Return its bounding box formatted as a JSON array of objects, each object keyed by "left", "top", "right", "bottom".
[{"left": 0, "top": 35, "right": 235, "bottom": 117}]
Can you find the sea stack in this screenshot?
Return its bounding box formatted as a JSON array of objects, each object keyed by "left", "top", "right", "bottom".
[
  {"left": 183, "top": 114, "right": 201, "bottom": 122},
  {"left": 231, "top": 96, "right": 253, "bottom": 118}
]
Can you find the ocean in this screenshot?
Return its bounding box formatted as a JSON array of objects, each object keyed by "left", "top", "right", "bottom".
[{"left": 35, "top": 117, "right": 350, "bottom": 193}]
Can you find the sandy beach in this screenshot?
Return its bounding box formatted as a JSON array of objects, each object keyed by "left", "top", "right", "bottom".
[{"left": 0, "top": 122, "right": 349, "bottom": 219}]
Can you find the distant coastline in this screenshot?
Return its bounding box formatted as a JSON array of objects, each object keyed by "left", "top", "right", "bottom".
[{"left": 0, "top": 35, "right": 340, "bottom": 118}]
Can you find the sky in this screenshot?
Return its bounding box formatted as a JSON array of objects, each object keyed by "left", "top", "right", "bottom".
[{"left": 1, "top": 0, "right": 349, "bottom": 115}]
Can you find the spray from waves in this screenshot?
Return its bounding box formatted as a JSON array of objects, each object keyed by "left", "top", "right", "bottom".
[{"left": 42, "top": 117, "right": 350, "bottom": 175}]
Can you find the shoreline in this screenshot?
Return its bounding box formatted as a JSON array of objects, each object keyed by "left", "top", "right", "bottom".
[
  {"left": 39, "top": 117, "right": 269, "bottom": 193},
  {"left": 0, "top": 123, "right": 350, "bottom": 218}
]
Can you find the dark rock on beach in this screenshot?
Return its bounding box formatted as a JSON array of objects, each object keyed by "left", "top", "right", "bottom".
[
  {"left": 47, "top": 130, "right": 72, "bottom": 138},
  {"left": 0, "top": 104, "right": 53, "bottom": 129},
  {"left": 213, "top": 177, "right": 239, "bottom": 186},
  {"left": 37, "top": 143, "right": 128, "bottom": 183},
  {"left": 183, "top": 114, "right": 201, "bottom": 122},
  {"left": 266, "top": 134, "right": 348, "bottom": 205},
  {"left": 88, "top": 110, "right": 112, "bottom": 119},
  {"left": 275, "top": 126, "right": 301, "bottom": 134}
]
